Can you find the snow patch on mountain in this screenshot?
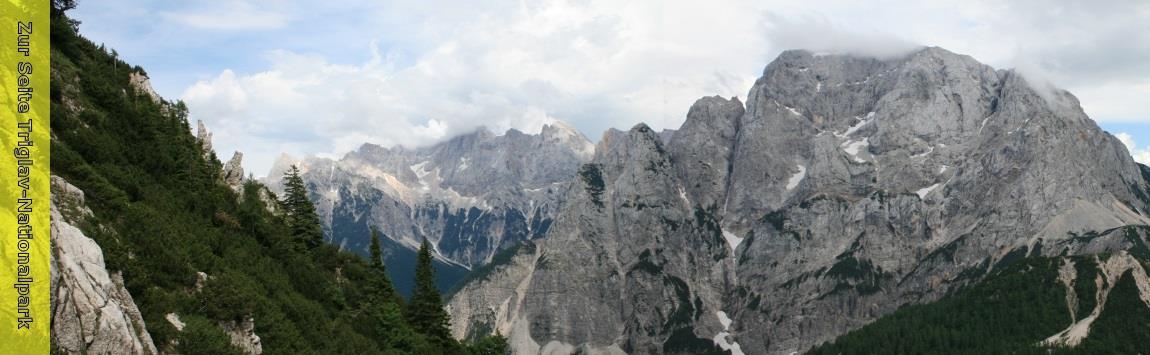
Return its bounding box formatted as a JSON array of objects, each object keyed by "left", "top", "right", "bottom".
[
  {"left": 713, "top": 311, "right": 744, "bottom": 355},
  {"left": 786, "top": 165, "right": 806, "bottom": 191},
  {"left": 410, "top": 161, "right": 432, "bottom": 191},
  {"left": 841, "top": 138, "right": 870, "bottom": 162},
  {"left": 916, "top": 183, "right": 941, "bottom": 199},
  {"left": 716, "top": 311, "right": 733, "bottom": 330},
  {"left": 911, "top": 145, "right": 935, "bottom": 158},
  {"left": 722, "top": 228, "right": 745, "bottom": 252},
  {"left": 836, "top": 112, "right": 874, "bottom": 138}
]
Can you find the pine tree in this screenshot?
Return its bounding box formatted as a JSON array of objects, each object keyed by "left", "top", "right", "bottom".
[
  {"left": 281, "top": 165, "right": 324, "bottom": 251},
  {"left": 406, "top": 239, "right": 454, "bottom": 348}
]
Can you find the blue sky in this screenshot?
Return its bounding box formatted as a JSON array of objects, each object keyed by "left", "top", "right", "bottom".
[{"left": 71, "top": 0, "right": 1150, "bottom": 175}]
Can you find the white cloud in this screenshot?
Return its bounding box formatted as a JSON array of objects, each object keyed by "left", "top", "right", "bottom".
[
  {"left": 1074, "top": 81, "right": 1150, "bottom": 122},
  {"left": 1116, "top": 132, "right": 1150, "bottom": 165},
  {"left": 182, "top": 0, "right": 769, "bottom": 176},
  {"left": 762, "top": 14, "right": 921, "bottom": 59},
  {"left": 160, "top": 0, "right": 1150, "bottom": 177}
]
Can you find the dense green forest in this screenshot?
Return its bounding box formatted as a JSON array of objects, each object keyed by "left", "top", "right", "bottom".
[
  {"left": 807, "top": 255, "right": 1150, "bottom": 354},
  {"left": 49, "top": 5, "right": 505, "bottom": 354}
]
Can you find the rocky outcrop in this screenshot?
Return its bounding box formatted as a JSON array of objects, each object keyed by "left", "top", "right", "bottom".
[
  {"left": 51, "top": 176, "right": 158, "bottom": 355},
  {"left": 165, "top": 313, "right": 186, "bottom": 332},
  {"left": 128, "top": 71, "right": 162, "bottom": 104},
  {"left": 223, "top": 151, "right": 245, "bottom": 190},
  {"left": 668, "top": 96, "right": 744, "bottom": 213},
  {"left": 196, "top": 120, "right": 249, "bottom": 194},
  {"left": 220, "top": 316, "right": 263, "bottom": 355},
  {"left": 448, "top": 47, "right": 1150, "bottom": 354},
  {"left": 163, "top": 310, "right": 262, "bottom": 355},
  {"left": 196, "top": 120, "right": 213, "bottom": 159},
  {"left": 256, "top": 187, "right": 280, "bottom": 215}
]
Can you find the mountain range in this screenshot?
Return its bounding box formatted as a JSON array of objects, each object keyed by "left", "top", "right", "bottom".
[
  {"left": 262, "top": 121, "right": 597, "bottom": 295},
  {"left": 437, "top": 47, "right": 1150, "bottom": 354},
  {"left": 46, "top": 7, "right": 1150, "bottom": 353}
]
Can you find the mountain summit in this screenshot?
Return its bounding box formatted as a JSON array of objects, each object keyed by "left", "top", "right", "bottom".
[{"left": 446, "top": 47, "right": 1150, "bottom": 354}]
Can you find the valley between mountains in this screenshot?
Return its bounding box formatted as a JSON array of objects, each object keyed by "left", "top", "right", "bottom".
[
  {"left": 266, "top": 47, "right": 1150, "bottom": 354},
  {"left": 49, "top": 8, "right": 1150, "bottom": 354}
]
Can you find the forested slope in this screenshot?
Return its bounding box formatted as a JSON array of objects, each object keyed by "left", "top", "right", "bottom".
[
  {"left": 808, "top": 251, "right": 1150, "bottom": 354},
  {"left": 49, "top": 7, "right": 504, "bottom": 354}
]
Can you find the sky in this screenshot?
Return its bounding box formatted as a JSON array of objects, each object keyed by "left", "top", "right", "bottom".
[{"left": 71, "top": 0, "right": 1150, "bottom": 176}]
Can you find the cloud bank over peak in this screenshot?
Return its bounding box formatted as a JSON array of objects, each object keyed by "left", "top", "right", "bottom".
[
  {"left": 179, "top": 0, "right": 768, "bottom": 176},
  {"left": 66, "top": 0, "right": 1148, "bottom": 175},
  {"left": 763, "top": 14, "right": 922, "bottom": 59}
]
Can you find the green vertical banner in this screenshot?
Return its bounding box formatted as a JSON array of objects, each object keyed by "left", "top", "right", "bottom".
[{"left": 0, "top": 0, "right": 50, "bottom": 353}]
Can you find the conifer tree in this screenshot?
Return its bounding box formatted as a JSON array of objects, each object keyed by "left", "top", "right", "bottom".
[
  {"left": 52, "top": 0, "right": 78, "bottom": 17},
  {"left": 470, "top": 331, "right": 510, "bottom": 355},
  {"left": 406, "top": 239, "right": 454, "bottom": 348},
  {"left": 281, "top": 165, "right": 324, "bottom": 251},
  {"left": 369, "top": 227, "right": 401, "bottom": 305},
  {"left": 370, "top": 227, "right": 384, "bottom": 269}
]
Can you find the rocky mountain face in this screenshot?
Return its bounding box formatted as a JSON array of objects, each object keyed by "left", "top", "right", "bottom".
[
  {"left": 447, "top": 47, "right": 1150, "bottom": 354},
  {"left": 448, "top": 123, "right": 736, "bottom": 355},
  {"left": 51, "top": 176, "right": 158, "bottom": 355},
  {"left": 265, "top": 122, "right": 595, "bottom": 294}
]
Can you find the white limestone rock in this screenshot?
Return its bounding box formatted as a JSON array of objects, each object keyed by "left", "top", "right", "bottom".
[{"left": 51, "top": 176, "right": 158, "bottom": 355}]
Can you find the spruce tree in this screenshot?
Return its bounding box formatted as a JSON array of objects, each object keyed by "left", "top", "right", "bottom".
[
  {"left": 369, "top": 227, "right": 401, "bottom": 305},
  {"left": 406, "top": 239, "right": 454, "bottom": 348},
  {"left": 370, "top": 227, "right": 384, "bottom": 269},
  {"left": 470, "top": 331, "right": 510, "bottom": 355},
  {"left": 281, "top": 165, "right": 324, "bottom": 251}
]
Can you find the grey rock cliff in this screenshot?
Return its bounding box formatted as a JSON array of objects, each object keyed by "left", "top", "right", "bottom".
[
  {"left": 727, "top": 48, "right": 1149, "bottom": 353},
  {"left": 451, "top": 123, "right": 734, "bottom": 354},
  {"left": 448, "top": 47, "right": 1150, "bottom": 354},
  {"left": 219, "top": 316, "right": 263, "bottom": 355},
  {"left": 222, "top": 151, "right": 245, "bottom": 190},
  {"left": 196, "top": 120, "right": 212, "bottom": 159},
  {"left": 197, "top": 121, "right": 251, "bottom": 196},
  {"left": 51, "top": 176, "right": 158, "bottom": 355},
  {"left": 128, "top": 71, "right": 162, "bottom": 104},
  {"left": 669, "top": 96, "right": 744, "bottom": 213}
]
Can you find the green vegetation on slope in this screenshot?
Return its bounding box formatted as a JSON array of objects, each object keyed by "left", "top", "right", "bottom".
[
  {"left": 446, "top": 240, "right": 537, "bottom": 299},
  {"left": 1074, "top": 270, "right": 1150, "bottom": 353},
  {"left": 807, "top": 255, "right": 1150, "bottom": 354},
  {"left": 49, "top": 7, "right": 505, "bottom": 354}
]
